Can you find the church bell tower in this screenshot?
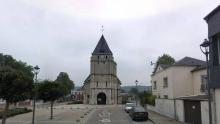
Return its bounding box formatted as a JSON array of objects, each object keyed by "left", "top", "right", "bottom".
[{"left": 83, "top": 35, "right": 121, "bottom": 105}]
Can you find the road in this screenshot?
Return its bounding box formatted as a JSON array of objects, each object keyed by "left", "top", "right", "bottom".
[{"left": 85, "top": 105, "right": 153, "bottom": 124}]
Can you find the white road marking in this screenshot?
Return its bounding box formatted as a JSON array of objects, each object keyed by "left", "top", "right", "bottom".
[{"left": 98, "top": 109, "right": 112, "bottom": 123}]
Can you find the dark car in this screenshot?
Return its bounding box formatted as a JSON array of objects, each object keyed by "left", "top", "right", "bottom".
[{"left": 129, "top": 106, "right": 148, "bottom": 121}]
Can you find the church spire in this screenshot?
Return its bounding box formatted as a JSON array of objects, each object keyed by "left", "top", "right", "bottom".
[{"left": 92, "top": 35, "right": 112, "bottom": 55}]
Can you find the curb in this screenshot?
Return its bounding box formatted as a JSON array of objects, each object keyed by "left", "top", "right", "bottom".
[{"left": 149, "top": 118, "right": 156, "bottom": 124}]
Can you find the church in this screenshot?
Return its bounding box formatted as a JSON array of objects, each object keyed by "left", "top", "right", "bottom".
[{"left": 83, "top": 35, "right": 121, "bottom": 105}]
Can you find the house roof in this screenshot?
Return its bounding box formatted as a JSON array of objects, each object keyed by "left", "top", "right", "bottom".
[
  {"left": 176, "top": 95, "right": 208, "bottom": 101},
  {"left": 92, "top": 35, "right": 112, "bottom": 55},
  {"left": 204, "top": 5, "right": 220, "bottom": 21},
  {"left": 160, "top": 64, "right": 171, "bottom": 69},
  {"left": 152, "top": 64, "right": 171, "bottom": 74},
  {"left": 152, "top": 57, "right": 206, "bottom": 75},
  {"left": 173, "top": 57, "right": 206, "bottom": 66},
  {"left": 191, "top": 64, "right": 207, "bottom": 72}
]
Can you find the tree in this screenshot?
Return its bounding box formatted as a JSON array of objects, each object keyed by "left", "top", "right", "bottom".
[
  {"left": 55, "top": 72, "right": 74, "bottom": 95},
  {"left": 37, "top": 80, "right": 65, "bottom": 120},
  {"left": 138, "top": 91, "right": 156, "bottom": 107},
  {"left": 129, "top": 87, "right": 138, "bottom": 95},
  {"left": 0, "top": 53, "right": 34, "bottom": 124},
  {"left": 156, "top": 54, "right": 175, "bottom": 65}
]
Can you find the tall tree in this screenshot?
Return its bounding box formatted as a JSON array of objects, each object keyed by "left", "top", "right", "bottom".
[
  {"left": 0, "top": 53, "right": 34, "bottom": 124},
  {"left": 55, "top": 72, "right": 74, "bottom": 95},
  {"left": 37, "top": 80, "right": 64, "bottom": 120},
  {"left": 156, "top": 54, "right": 175, "bottom": 65},
  {"left": 129, "top": 87, "right": 138, "bottom": 95}
]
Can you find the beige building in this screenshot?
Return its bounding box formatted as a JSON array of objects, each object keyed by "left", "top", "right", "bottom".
[
  {"left": 152, "top": 57, "right": 207, "bottom": 99},
  {"left": 149, "top": 57, "right": 209, "bottom": 124},
  {"left": 83, "top": 35, "right": 121, "bottom": 105}
]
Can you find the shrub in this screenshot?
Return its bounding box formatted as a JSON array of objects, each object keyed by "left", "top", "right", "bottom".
[
  {"left": 0, "top": 108, "right": 32, "bottom": 118},
  {"left": 139, "top": 91, "right": 156, "bottom": 106},
  {"left": 67, "top": 100, "right": 83, "bottom": 104}
]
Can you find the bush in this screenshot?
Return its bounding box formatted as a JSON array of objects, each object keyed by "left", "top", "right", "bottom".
[
  {"left": 139, "top": 91, "right": 156, "bottom": 106},
  {"left": 0, "top": 108, "right": 32, "bottom": 118},
  {"left": 67, "top": 100, "right": 83, "bottom": 104}
]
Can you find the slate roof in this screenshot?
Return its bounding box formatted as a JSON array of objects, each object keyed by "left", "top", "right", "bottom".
[
  {"left": 152, "top": 57, "right": 206, "bottom": 75},
  {"left": 191, "top": 64, "right": 207, "bottom": 72},
  {"left": 173, "top": 57, "right": 206, "bottom": 66},
  {"left": 204, "top": 5, "right": 220, "bottom": 21},
  {"left": 92, "top": 35, "right": 112, "bottom": 55},
  {"left": 152, "top": 64, "right": 171, "bottom": 74},
  {"left": 160, "top": 64, "right": 171, "bottom": 69}
]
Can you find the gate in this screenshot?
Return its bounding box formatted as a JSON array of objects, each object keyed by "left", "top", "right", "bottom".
[{"left": 184, "top": 100, "right": 201, "bottom": 124}]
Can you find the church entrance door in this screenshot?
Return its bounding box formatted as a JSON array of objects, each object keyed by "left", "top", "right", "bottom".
[{"left": 97, "top": 92, "right": 106, "bottom": 105}]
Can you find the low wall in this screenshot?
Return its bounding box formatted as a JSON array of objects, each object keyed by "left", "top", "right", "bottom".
[
  {"left": 201, "top": 101, "right": 209, "bottom": 124},
  {"left": 175, "top": 100, "right": 184, "bottom": 122},
  {"left": 147, "top": 99, "right": 175, "bottom": 118},
  {"left": 146, "top": 104, "right": 158, "bottom": 113},
  {"left": 147, "top": 98, "right": 209, "bottom": 124}
]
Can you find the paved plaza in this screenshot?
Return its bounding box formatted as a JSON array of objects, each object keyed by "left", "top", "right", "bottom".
[{"left": 0, "top": 104, "right": 184, "bottom": 124}]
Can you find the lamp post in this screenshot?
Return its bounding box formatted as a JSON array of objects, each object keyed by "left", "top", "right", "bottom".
[
  {"left": 200, "top": 39, "right": 212, "bottom": 124},
  {"left": 32, "top": 65, "right": 40, "bottom": 124},
  {"left": 135, "top": 80, "right": 138, "bottom": 106}
]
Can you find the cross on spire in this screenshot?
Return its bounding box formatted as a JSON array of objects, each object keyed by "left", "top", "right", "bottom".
[{"left": 101, "top": 25, "right": 104, "bottom": 33}]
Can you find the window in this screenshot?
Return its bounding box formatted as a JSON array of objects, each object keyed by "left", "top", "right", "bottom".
[
  {"left": 163, "top": 77, "right": 168, "bottom": 88},
  {"left": 201, "top": 75, "right": 208, "bottom": 93},
  {"left": 98, "top": 56, "right": 99, "bottom": 59},
  {"left": 106, "top": 56, "right": 108, "bottom": 59},
  {"left": 164, "top": 95, "right": 168, "bottom": 99},
  {"left": 96, "top": 81, "right": 98, "bottom": 87},
  {"left": 106, "top": 81, "right": 107, "bottom": 87},
  {"left": 153, "top": 81, "right": 157, "bottom": 89}
]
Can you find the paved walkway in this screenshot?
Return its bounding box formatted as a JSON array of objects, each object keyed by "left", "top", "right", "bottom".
[
  {"left": 1, "top": 104, "right": 185, "bottom": 124},
  {"left": 1, "top": 104, "right": 96, "bottom": 124},
  {"left": 148, "top": 110, "right": 184, "bottom": 124}
]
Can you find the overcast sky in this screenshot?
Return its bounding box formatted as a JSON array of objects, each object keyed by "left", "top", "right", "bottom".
[{"left": 0, "top": 0, "right": 219, "bottom": 86}]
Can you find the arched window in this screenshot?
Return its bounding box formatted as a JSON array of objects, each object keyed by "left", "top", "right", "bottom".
[
  {"left": 97, "top": 81, "right": 98, "bottom": 87},
  {"left": 106, "top": 81, "right": 107, "bottom": 87}
]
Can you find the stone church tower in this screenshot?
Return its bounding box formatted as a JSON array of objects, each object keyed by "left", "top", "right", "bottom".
[{"left": 83, "top": 35, "right": 121, "bottom": 105}]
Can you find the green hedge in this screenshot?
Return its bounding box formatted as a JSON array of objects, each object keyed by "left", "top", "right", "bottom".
[
  {"left": 0, "top": 108, "right": 32, "bottom": 118},
  {"left": 67, "top": 100, "right": 83, "bottom": 104}
]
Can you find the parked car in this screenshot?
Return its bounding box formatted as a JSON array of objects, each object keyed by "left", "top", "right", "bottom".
[
  {"left": 124, "top": 103, "right": 135, "bottom": 113},
  {"left": 129, "top": 106, "right": 148, "bottom": 121}
]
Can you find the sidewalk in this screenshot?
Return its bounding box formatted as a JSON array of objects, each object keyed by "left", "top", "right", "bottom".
[
  {"left": 148, "top": 110, "right": 184, "bottom": 124},
  {"left": 1, "top": 104, "right": 96, "bottom": 124}
]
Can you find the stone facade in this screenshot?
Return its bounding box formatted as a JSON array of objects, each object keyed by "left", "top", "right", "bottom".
[{"left": 83, "top": 35, "right": 121, "bottom": 105}]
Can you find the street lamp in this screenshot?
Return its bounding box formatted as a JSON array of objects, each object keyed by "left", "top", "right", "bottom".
[
  {"left": 135, "top": 80, "right": 138, "bottom": 106},
  {"left": 200, "top": 39, "right": 212, "bottom": 124},
  {"left": 32, "top": 65, "right": 40, "bottom": 124}
]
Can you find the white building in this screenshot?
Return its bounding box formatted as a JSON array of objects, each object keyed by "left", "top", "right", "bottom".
[
  {"left": 150, "top": 57, "right": 209, "bottom": 124},
  {"left": 152, "top": 57, "right": 207, "bottom": 99}
]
